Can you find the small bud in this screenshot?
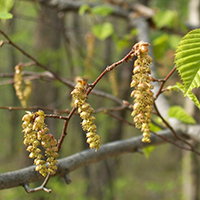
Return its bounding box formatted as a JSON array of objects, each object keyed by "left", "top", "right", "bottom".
[
  {"left": 22, "top": 114, "right": 32, "bottom": 122},
  {"left": 140, "top": 45, "right": 149, "bottom": 54}
]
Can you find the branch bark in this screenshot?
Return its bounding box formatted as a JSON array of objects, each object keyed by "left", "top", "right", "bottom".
[{"left": 0, "top": 129, "right": 178, "bottom": 190}]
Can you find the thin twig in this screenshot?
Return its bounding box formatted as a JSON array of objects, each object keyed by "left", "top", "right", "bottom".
[
  {"left": 153, "top": 102, "right": 200, "bottom": 155},
  {"left": 0, "top": 29, "right": 67, "bottom": 87},
  {"left": 0, "top": 106, "right": 70, "bottom": 114},
  {"left": 57, "top": 107, "right": 77, "bottom": 152},
  {"left": 106, "top": 111, "right": 135, "bottom": 126},
  {"left": 151, "top": 131, "right": 192, "bottom": 151},
  {"left": 154, "top": 66, "right": 177, "bottom": 99},
  {"left": 86, "top": 47, "right": 135, "bottom": 95},
  {"left": 23, "top": 173, "right": 51, "bottom": 193}
]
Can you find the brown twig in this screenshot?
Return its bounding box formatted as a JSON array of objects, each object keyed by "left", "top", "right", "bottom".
[
  {"left": 0, "top": 106, "right": 70, "bottom": 114},
  {"left": 106, "top": 111, "right": 135, "bottom": 126},
  {"left": 154, "top": 66, "right": 177, "bottom": 99},
  {"left": 86, "top": 47, "right": 135, "bottom": 95},
  {"left": 57, "top": 107, "right": 77, "bottom": 152},
  {"left": 151, "top": 131, "right": 192, "bottom": 151},
  {"left": 0, "top": 29, "right": 67, "bottom": 87},
  {"left": 23, "top": 173, "right": 51, "bottom": 193}
]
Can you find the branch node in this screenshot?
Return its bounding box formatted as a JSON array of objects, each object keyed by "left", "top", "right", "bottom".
[
  {"left": 136, "top": 148, "right": 143, "bottom": 154},
  {"left": 63, "top": 173, "right": 72, "bottom": 184}
]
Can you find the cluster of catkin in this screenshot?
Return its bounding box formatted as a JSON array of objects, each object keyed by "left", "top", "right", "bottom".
[
  {"left": 71, "top": 79, "right": 100, "bottom": 150},
  {"left": 130, "top": 42, "right": 154, "bottom": 143},
  {"left": 14, "top": 65, "right": 32, "bottom": 108},
  {"left": 22, "top": 110, "right": 58, "bottom": 177}
]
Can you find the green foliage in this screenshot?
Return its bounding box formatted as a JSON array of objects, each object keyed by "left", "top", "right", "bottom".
[
  {"left": 79, "top": 4, "right": 114, "bottom": 17},
  {"left": 91, "top": 5, "right": 114, "bottom": 16},
  {"left": 153, "top": 10, "right": 178, "bottom": 29},
  {"left": 153, "top": 34, "right": 168, "bottom": 59},
  {"left": 143, "top": 146, "right": 155, "bottom": 158},
  {"left": 79, "top": 4, "right": 90, "bottom": 16},
  {"left": 114, "top": 28, "right": 138, "bottom": 51},
  {"left": 153, "top": 34, "right": 181, "bottom": 59},
  {"left": 169, "top": 82, "right": 200, "bottom": 109},
  {"left": 0, "top": 12, "right": 12, "bottom": 19},
  {"left": 92, "top": 22, "right": 114, "bottom": 40},
  {"left": 175, "top": 29, "right": 200, "bottom": 95},
  {"left": 0, "top": 0, "right": 14, "bottom": 12},
  {"left": 0, "top": 0, "right": 14, "bottom": 19},
  {"left": 168, "top": 105, "right": 196, "bottom": 124}
]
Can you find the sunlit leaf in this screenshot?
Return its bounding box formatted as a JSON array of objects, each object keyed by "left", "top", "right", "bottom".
[
  {"left": 168, "top": 105, "right": 196, "bottom": 124},
  {"left": 143, "top": 146, "right": 155, "bottom": 159},
  {"left": 79, "top": 4, "right": 90, "bottom": 16},
  {"left": 0, "top": 0, "right": 14, "bottom": 12},
  {"left": 168, "top": 82, "right": 200, "bottom": 110},
  {"left": 0, "top": 12, "right": 13, "bottom": 19},
  {"left": 91, "top": 5, "right": 114, "bottom": 16},
  {"left": 150, "top": 123, "right": 161, "bottom": 132},
  {"left": 92, "top": 22, "right": 114, "bottom": 40},
  {"left": 175, "top": 29, "right": 200, "bottom": 95}
]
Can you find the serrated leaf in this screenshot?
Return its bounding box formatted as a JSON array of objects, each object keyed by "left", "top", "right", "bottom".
[
  {"left": 168, "top": 105, "right": 196, "bottom": 124},
  {"left": 175, "top": 29, "right": 200, "bottom": 95},
  {"left": 78, "top": 4, "right": 90, "bottom": 16},
  {"left": 168, "top": 82, "right": 200, "bottom": 110},
  {"left": 143, "top": 146, "right": 155, "bottom": 159},
  {"left": 92, "top": 22, "right": 114, "bottom": 40},
  {"left": 91, "top": 5, "right": 114, "bottom": 16},
  {"left": 0, "top": 12, "right": 13, "bottom": 19}
]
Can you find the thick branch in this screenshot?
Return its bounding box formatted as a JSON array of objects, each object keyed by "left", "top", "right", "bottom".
[{"left": 0, "top": 129, "right": 180, "bottom": 190}]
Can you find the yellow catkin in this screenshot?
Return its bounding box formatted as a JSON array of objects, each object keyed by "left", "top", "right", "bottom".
[
  {"left": 22, "top": 110, "right": 58, "bottom": 177},
  {"left": 14, "top": 65, "right": 32, "bottom": 107},
  {"left": 71, "top": 79, "right": 101, "bottom": 150},
  {"left": 109, "top": 70, "right": 118, "bottom": 96},
  {"left": 130, "top": 41, "right": 154, "bottom": 143}
]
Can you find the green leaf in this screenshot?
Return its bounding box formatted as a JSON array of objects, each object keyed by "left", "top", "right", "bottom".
[
  {"left": 91, "top": 5, "right": 114, "bottom": 16},
  {"left": 143, "top": 146, "right": 155, "bottom": 159},
  {"left": 175, "top": 29, "right": 200, "bottom": 95},
  {"left": 168, "top": 82, "right": 200, "bottom": 110},
  {"left": 168, "top": 105, "right": 196, "bottom": 124},
  {"left": 0, "top": 0, "right": 14, "bottom": 12},
  {"left": 78, "top": 4, "right": 90, "bottom": 16},
  {"left": 153, "top": 34, "right": 168, "bottom": 59},
  {"left": 0, "top": 12, "right": 13, "bottom": 19},
  {"left": 92, "top": 22, "right": 114, "bottom": 40},
  {"left": 168, "top": 34, "right": 182, "bottom": 50},
  {"left": 150, "top": 123, "right": 161, "bottom": 132},
  {"left": 153, "top": 10, "right": 177, "bottom": 28}
]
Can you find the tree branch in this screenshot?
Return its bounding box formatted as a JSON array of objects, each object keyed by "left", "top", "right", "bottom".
[{"left": 0, "top": 129, "right": 183, "bottom": 191}]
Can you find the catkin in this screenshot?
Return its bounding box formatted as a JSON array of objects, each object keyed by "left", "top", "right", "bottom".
[
  {"left": 130, "top": 42, "right": 154, "bottom": 143},
  {"left": 22, "top": 110, "right": 58, "bottom": 177},
  {"left": 71, "top": 79, "right": 101, "bottom": 150}
]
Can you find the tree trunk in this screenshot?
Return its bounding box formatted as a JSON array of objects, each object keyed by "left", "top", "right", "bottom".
[{"left": 33, "top": 4, "right": 62, "bottom": 133}]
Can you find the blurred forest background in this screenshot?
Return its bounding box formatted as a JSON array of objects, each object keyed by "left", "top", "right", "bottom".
[{"left": 0, "top": 0, "right": 199, "bottom": 199}]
